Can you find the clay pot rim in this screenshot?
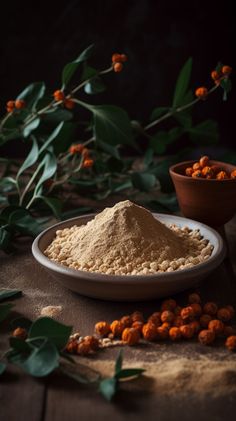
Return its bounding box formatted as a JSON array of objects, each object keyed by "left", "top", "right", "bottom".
[{"left": 169, "top": 160, "right": 236, "bottom": 183}]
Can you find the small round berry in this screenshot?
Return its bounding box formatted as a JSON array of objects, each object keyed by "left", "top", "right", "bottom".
[
  {"left": 64, "top": 98, "right": 75, "bottom": 109},
  {"left": 12, "top": 327, "right": 27, "bottom": 340},
  {"left": 188, "top": 292, "right": 201, "bottom": 304},
  {"left": 202, "top": 166, "right": 214, "bottom": 178},
  {"left": 156, "top": 326, "right": 169, "bottom": 340},
  {"left": 203, "top": 302, "right": 218, "bottom": 316},
  {"left": 15, "top": 99, "right": 26, "bottom": 109},
  {"left": 132, "top": 321, "right": 144, "bottom": 333},
  {"left": 148, "top": 312, "right": 161, "bottom": 326},
  {"left": 217, "top": 308, "right": 232, "bottom": 322},
  {"left": 77, "top": 340, "right": 92, "bottom": 355},
  {"left": 200, "top": 314, "right": 212, "bottom": 328},
  {"left": 223, "top": 325, "right": 235, "bottom": 338},
  {"left": 82, "top": 159, "right": 94, "bottom": 168},
  {"left": 112, "top": 53, "right": 122, "bottom": 63},
  {"left": 180, "top": 324, "right": 195, "bottom": 339},
  {"left": 195, "top": 87, "right": 208, "bottom": 99},
  {"left": 110, "top": 320, "right": 125, "bottom": 337},
  {"left": 120, "top": 54, "right": 128, "bottom": 62},
  {"left": 161, "top": 322, "right": 171, "bottom": 331},
  {"left": 173, "top": 316, "right": 184, "bottom": 327},
  {"left": 216, "top": 171, "right": 228, "bottom": 180},
  {"left": 189, "top": 320, "right": 201, "bottom": 334},
  {"left": 198, "top": 329, "right": 215, "bottom": 345},
  {"left": 66, "top": 340, "right": 78, "bottom": 353},
  {"left": 185, "top": 167, "right": 194, "bottom": 177},
  {"left": 69, "top": 143, "right": 84, "bottom": 154},
  {"left": 180, "top": 306, "right": 195, "bottom": 321},
  {"left": 225, "top": 335, "right": 236, "bottom": 351},
  {"left": 122, "top": 327, "right": 140, "bottom": 345},
  {"left": 225, "top": 305, "right": 235, "bottom": 318},
  {"left": 6, "top": 100, "right": 15, "bottom": 112},
  {"left": 190, "top": 303, "right": 202, "bottom": 317},
  {"left": 95, "top": 321, "right": 111, "bottom": 336},
  {"left": 174, "top": 306, "right": 182, "bottom": 316},
  {"left": 83, "top": 335, "right": 99, "bottom": 351},
  {"left": 131, "top": 311, "right": 144, "bottom": 323},
  {"left": 142, "top": 323, "right": 157, "bottom": 341},
  {"left": 161, "top": 299, "right": 177, "bottom": 311},
  {"left": 53, "top": 90, "right": 65, "bottom": 101},
  {"left": 211, "top": 70, "right": 220, "bottom": 81},
  {"left": 208, "top": 319, "right": 224, "bottom": 335},
  {"left": 192, "top": 162, "right": 201, "bottom": 171},
  {"left": 161, "top": 310, "right": 175, "bottom": 323},
  {"left": 120, "top": 315, "right": 132, "bottom": 327},
  {"left": 113, "top": 63, "right": 123, "bottom": 73},
  {"left": 169, "top": 327, "right": 181, "bottom": 341},
  {"left": 192, "top": 170, "right": 202, "bottom": 178},
  {"left": 222, "top": 65, "right": 232, "bottom": 76}
]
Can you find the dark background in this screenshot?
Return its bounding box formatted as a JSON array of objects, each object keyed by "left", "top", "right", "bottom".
[{"left": 0, "top": 0, "right": 235, "bottom": 155}]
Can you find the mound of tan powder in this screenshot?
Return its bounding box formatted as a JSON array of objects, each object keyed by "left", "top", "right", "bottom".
[{"left": 44, "top": 200, "right": 213, "bottom": 275}]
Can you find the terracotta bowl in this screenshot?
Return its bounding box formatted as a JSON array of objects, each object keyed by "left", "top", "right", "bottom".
[{"left": 169, "top": 160, "right": 236, "bottom": 227}]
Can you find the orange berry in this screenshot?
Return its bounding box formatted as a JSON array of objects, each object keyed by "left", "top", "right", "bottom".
[
  {"left": 199, "top": 155, "right": 210, "bottom": 168},
  {"left": 180, "top": 306, "right": 195, "bottom": 321},
  {"left": 6, "top": 100, "right": 15, "bottom": 112},
  {"left": 110, "top": 320, "right": 125, "bottom": 337},
  {"left": 148, "top": 312, "right": 161, "bottom": 326},
  {"left": 225, "top": 305, "right": 235, "bottom": 318},
  {"left": 142, "top": 323, "right": 157, "bottom": 341},
  {"left": 66, "top": 340, "right": 78, "bottom": 353},
  {"left": 198, "top": 329, "right": 215, "bottom": 345},
  {"left": 161, "top": 310, "right": 175, "bottom": 323},
  {"left": 82, "top": 159, "right": 94, "bottom": 168},
  {"left": 208, "top": 319, "right": 224, "bottom": 335},
  {"left": 83, "top": 335, "right": 99, "bottom": 351},
  {"left": 222, "top": 65, "right": 232, "bottom": 76},
  {"left": 201, "top": 166, "right": 214, "bottom": 178},
  {"left": 12, "top": 327, "right": 27, "bottom": 340},
  {"left": 190, "top": 303, "right": 202, "bottom": 317},
  {"left": 203, "top": 302, "right": 218, "bottom": 316},
  {"left": 173, "top": 316, "right": 184, "bottom": 327},
  {"left": 95, "top": 321, "right": 111, "bottom": 336},
  {"left": 217, "top": 308, "right": 232, "bottom": 322},
  {"left": 174, "top": 306, "right": 182, "bottom": 316},
  {"left": 69, "top": 143, "right": 84, "bottom": 154},
  {"left": 192, "top": 162, "right": 201, "bottom": 171},
  {"left": 188, "top": 292, "right": 201, "bottom": 304},
  {"left": 189, "top": 320, "right": 201, "bottom": 334},
  {"left": 64, "top": 98, "right": 75, "bottom": 109},
  {"left": 112, "top": 53, "right": 122, "bottom": 63},
  {"left": 122, "top": 327, "right": 140, "bottom": 345},
  {"left": 185, "top": 167, "right": 194, "bottom": 177},
  {"left": 120, "top": 315, "right": 132, "bottom": 327},
  {"left": 132, "top": 321, "right": 144, "bottom": 333},
  {"left": 192, "top": 170, "right": 202, "bottom": 178},
  {"left": 81, "top": 147, "right": 90, "bottom": 158},
  {"left": 216, "top": 171, "right": 228, "bottom": 180},
  {"left": 161, "top": 322, "right": 172, "bottom": 331},
  {"left": 161, "top": 299, "right": 177, "bottom": 311},
  {"left": 77, "top": 340, "right": 92, "bottom": 355},
  {"left": 53, "top": 90, "right": 65, "bottom": 101},
  {"left": 200, "top": 314, "right": 212, "bottom": 328},
  {"left": 223, "top": 325, "right": 235, "bottom": 338},
  {"left": 15, "top": 99, "right": 26, "bottom": 109},
  {"left": 225, "top": 335, "right": 236, "bottom": 351},
  {"left": 120, "top": 54, "right": 127, "bottom": 62},
  {"left": 180, "top": 324, "right": 195, "bottom": 339},
  {"left": 230, "top": 170, "right": 236, "bottom": 179},
  {"left": 195, "top": 87, "right": 208, "bottom": 99},
  {"left": 211, "top": 70, "right": 220, "bottom": 81},
  {"left": 113, "top": 62, "right": 123, "bottom": 73},
  {"left": 169, "top": 327, "right": 181, "bottom": 341},
  {"left": 131, "top": 311, "right": 144, "bottom": 323},
  {"left": 211, "top": 164, "right": 222, "bottom": 175},
  {"left": 156, "top": 326, "right": 169, "bottom": 340}
]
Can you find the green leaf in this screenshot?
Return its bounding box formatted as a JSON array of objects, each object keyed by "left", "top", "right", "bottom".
[
  {"left": 22, "top": 118, "right": 40, "bottom": 138},
  {"left": 0, "top": 228, "right": 12, "bottom": 252},
  {"left": 11, "top": 317, "right": 32, "bottom": 331},
  {"left": 0, "top": 361, "right": 6, "bottom": 375},
  {"left": 188, "top": 119, "right": 219, "bottom": 145},
  {"left": 116, "top": 368, "right": 145, "bottom": 379},
  {"left": 16, "top": 136, "right": 39, "bottom": 179},
  {"left": 143, "top": 149, "right": 154, "bottom": 169},
  {"left": 42, "top": 109, "right": 73, "bottom": 122},
  {"left": 173, "top": 58, "right": 192, "bottom": 107},
  {"left": 62, "top": 44, "right": 94, "bottom": 88},
  {"left": 8, "top": 209, "right": 42, "bottom": 236},
  {"left": 115, "top": 350, "right": 123, "bottom": 375},
  {"left": 29, "top": 317, "right": 72, "bottom": 350},
  {"left": 150, "top": 107, "right": 169, "bottom": 121},
  {"left": 0, "top": 177, "right": 17, "bottom": 193},
  {"left": 84, "top": 77, "right": 106, "bottom": 95},
  {"left": 21, "top": 339, "right": 59, "bottom": 377},
  {"left": 17, "top": 82, "right": 46, "bottom": 111},
  {"left": 99, "top": 377, "right": 117, "bottom": 401},
  {"left": 39, "top": 196, "right": 62, "bottom": 219},
  {"left": 52, "top": 122, "right": 78, "bottom": 155},
  {"left": 9, "top": 337, "right": 31, "bottom": 353},
  {"left": 150, "top": 131, "right": 169, "bottom": 154},
  {"left": 0, "top": 289, "right": 22, "bottom": 302},
  {"left": 0, "top": 303, "right": 13, "bottom": 323},
  {"left": 39, "top": 122, "right": 64, "bottom": 154},
  {"left": 97, "top": 140, "right": 121, "bottom": 159},
  {"left": 34, "top": 153, "right": 57, "bottom": 196},
  {"left": 132, "top": 173, "right": 156, "bottom": 192}
]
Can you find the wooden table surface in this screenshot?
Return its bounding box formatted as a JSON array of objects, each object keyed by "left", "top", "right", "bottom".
[{"left": 1, "top": 212, "right": 236, "bottom": 421}]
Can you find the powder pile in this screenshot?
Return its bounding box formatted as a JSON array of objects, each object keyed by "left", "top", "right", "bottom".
[{"left": 44, "top": 200, "right": 213, "bottom": 275}]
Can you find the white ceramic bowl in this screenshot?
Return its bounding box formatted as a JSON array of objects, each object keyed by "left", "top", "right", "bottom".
[{"left": 32, "top": 213, "right": 226, "bottom": 301}]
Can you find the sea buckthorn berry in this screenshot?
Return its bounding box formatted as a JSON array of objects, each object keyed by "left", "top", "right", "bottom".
[
  {"left": 208, "top": 319, "right": 224, "bottom": 335},
  {"left": 12, "top": 327, "right": 27, "bottom": 340},
  {"left": 66, "top": 340, "right": 78, "bottom": 353},
  {"left": 83, "top": 335, "right": 99, "bottom": 351},
  {"left": 192, "top": 162, "right": 201, "bottom": 171},
  {"left": 222, "top": 65, "right": 232, "bottom": 76},
  {"left": 157, "top": 326, "right": 169, "bottom": 339},
  {"left": 192, "top": 170, "right": 202, "bottom": 178},
  {"left": 113, "top": 62, "right": 123, "bottom": 73},
  {"left": 53, "top": 90, "right": 65, "bottom": 101},
  {"left": 132, "top": 321, "right": 144, "bottom": 333},
  {"left": 223, "top": 325, "right": 235, "bottom": 338},
  {"left": 199, "top": 156, "right": 210, "bottom": 168},
  {"left": 195, "top": 87, "right": 208, "bottom": 99},
  {"left": 15, "top": 99, "right": 26, "bottom": 109},
  {"left": 198, "top": 329, "right": 215, "bottom": 345},
  {"left": 64, "top": 98, "right": 75, "bottom": 109},
  {"left": 188, "top": 292, "right": 201, "bottom": 304},
  {"left": 95, "top": 321, "right": 111, "bottom": 337},
  {"left": 190, "top": 303, "right": 202, "bottom": 317},
  {"left": 120, "top": 54, "right": 127, "bottom": 62},
  {"left": 180, "top": 324, "right": 195, "bottom": 339},
  {"left": 131, "top": 311, "right": 144, "bottom": 323},
  {"left": 174, "top": 306, "right": 182, "bottom": 316},
  {"left": 81, "top": 147, "right": 90, "bottom": 158},
  {"left": 226, "top": 305, "right": 235, "bottom": 318},
  {"left": 189, "top": 320, "right": 201, "bottom": 334},
  {"left": 211, "top": 70, "right": 220, "bottom": 81},
  {"left": 211, "top": 165, "right": 221, "bottom": 174},
  {"left": 200, "top": 314, "right": 212, "bottom": 328},
  {"left": 142, "top": 323, "right": 157, "bottom": 341},
  {"left": 120, "top": 315, "right": 132, "bottom": 327},
  {"left": 169, "top": 327, "right": 181, "bottom": 341},
  {"left": 82, "top": 159, "right": 94, "bottom": 168},
  {"left": 77, "top": 340, "right": 92, "bottom": 355},
  {"left": 69, "top": 143, "right": 84, "bottom": 154},
  {"left": 148, "top": 312, "right": 161, "bottom": 326},
  {"left": 202, "top": 166, "right": 214, "bottom": 178},
  {"left": 173, "top": 316, "right": 184, "bottom": 327},
  {"left": 122, "top": 327, "right": 140, "bottom": 345},
  {"left": 203, "top": 302, "right": 218, "bottom": 316},
  {"left": 112, "top": 53, "right": 122, "bottom": 63},
  {"left": 185, "top": 167, "right": 194, "bottom": 177},
  {"left": 110, "top": 320, "right": 125, "bottom": 337},
  {"left": 161, "top": 299, "right": 177, "bottom": 311},
  {"left": 216, "top": 171, "right": 228, "bottom": 180},
  {"left": 225, "top": 335, "right": 236, "bottom": 351},
  {"left": 230, "top": 170, "right": 236, "bottom": 179},
  {"left": 180, "top": 306, "right": 194, "bottom": 321},
  {"left": 161, "top": 310, "right": 175, "bottom": 323},
  {"left": 6, "top": 100, "right": 15, "bottom": 112},
  {"left": 161, "top": 322, "right": 171, "bottom": 331},
  {"left": 217, "top": 308, "right": 232, "bottom": 322}
]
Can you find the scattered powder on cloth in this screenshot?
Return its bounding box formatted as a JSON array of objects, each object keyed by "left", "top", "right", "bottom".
[
  {"left": 40, "top": 305, "right": 62, "bottom": 317},
  {"left": 44, "top": 200, "right": 213, "bottom": 275}
]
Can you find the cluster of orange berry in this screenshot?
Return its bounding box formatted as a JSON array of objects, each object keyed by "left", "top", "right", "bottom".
[
  {"left": 6, "top": 99, "right": 26, "bottom": 113},
  {"left": 63, "top": 293, "right": 236, "bottom": 355},
  {"left": 195, "top": 65, "right": 232, "bottom": 99},
  {"left": 185, "top": 155, "right": 236, "bottom": 180},
  {"left": 111, "top": 53, "right": 127, "bottom": 73},
  {"left": 68, "top": 143, "right": 94, "bottom": 168},
  {"left": 53, "top": 90, "right": 75, "bottom": 109}
]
